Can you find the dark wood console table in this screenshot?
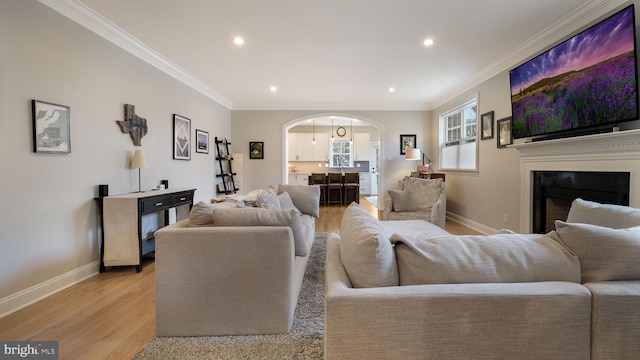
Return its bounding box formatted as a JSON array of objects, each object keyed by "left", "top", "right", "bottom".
[{"left": 95, "top": 188, "right": 195, "bottom": 272}]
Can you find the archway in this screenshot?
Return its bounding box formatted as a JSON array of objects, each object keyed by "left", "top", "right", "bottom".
[{"left": 282, "top": 113, "right": 385, "bottom": 200}]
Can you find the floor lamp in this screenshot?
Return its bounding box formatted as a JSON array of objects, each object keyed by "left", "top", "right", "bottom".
[{"left": 131, "top": 149, "right": 148, "bottom": 192}]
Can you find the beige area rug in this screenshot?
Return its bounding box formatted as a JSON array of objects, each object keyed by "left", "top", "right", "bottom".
[{"left": 132, "top": 233, "right": 328, "bottom": 360}]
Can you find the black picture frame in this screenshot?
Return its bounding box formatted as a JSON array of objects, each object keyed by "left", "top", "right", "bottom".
[
  {"left": 32, "top": 100, "right": 71, "bottom": 154},
  {"left": 497, "top": 117, "right": 513, "bottom": 148},
  {"left": 400, "top": 134, "right": 416, "bottom": 155},
  {"left": 481, "top": 111, "right": 494, "bottom": 140},
  {"left": 195, "top": 129, "right": 209, "bottom": 154},
  {"left": 173, "top": 114, "right": 191, "bottom": 160},
  {"left": 249, "top": 141, "right": 264, "bottom": 159}
]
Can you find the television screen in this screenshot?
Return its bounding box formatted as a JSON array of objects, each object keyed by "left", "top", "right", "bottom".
[{"left": 510, "top": 5, "right": 639, "bottom": 139}]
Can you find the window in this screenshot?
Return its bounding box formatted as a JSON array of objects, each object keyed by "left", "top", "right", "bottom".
[
  {"left": 443, "top": 100, "right": 477, "bottom": 145},
  {"left": 330, "top": 140, "right": 353, "bottom": 167},
  {"left": 439, "top": 97, "right": 478, "bottom": 171}
]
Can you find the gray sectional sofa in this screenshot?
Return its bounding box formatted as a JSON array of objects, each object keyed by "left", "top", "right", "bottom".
[
  {"left": 154, "top": 184, "right": 320, "bottom": 336},
  {"left": 325, "top": 200, "right": 640, "bottom": 360}
]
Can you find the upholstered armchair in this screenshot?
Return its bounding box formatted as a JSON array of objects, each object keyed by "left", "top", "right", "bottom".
[{"left": 382, "top": 176, "right": 446, "bottom": 228}]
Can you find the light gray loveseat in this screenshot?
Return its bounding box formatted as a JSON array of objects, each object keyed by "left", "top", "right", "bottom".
[
  {"left": 154, "top": 184, "right": 320, "bottom": 336},
  {"left": 325, "top": 200, "right": 640, "bottom": 360}
]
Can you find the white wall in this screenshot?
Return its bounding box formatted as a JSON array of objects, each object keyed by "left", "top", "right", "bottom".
[
  {"left": 0, "top": 1, "right": 230, "bottom": 313},
  {"left": 231, "top": 110, "right": 431, "bottom": 201}
]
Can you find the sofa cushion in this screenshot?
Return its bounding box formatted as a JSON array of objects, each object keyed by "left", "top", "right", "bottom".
[
  {"left": 339, "top": 202, "right": 399, "bottom": 288},
  {"left": 552, "top": 220, "right": 640, "bottom": 282},
  {"left": 211, "top": 207, "right": 308, "bottom": 257},
  {"left": 566, "top": 198, "right": 640, "bottom": 229},
  {"left": 257, "top": 190, "right": 281, "bottom": 210},
  {"left": 392, "top": 232, "right": 581, "bottom": 285},
  {"left": 399, "top": 177, "right": 443, "bottom": 211},
  {"left": 388, "top": 189, "right": 417, "bottom": 212},
  {"left": 277, "top": 185, "right": 320, "bottom": 218},
  {"left": 380, "top": 220, "right": 449, "bottom": 240}
]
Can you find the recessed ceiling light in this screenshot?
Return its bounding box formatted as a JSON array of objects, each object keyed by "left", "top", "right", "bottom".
[
  {"left": 423, "top": 38, "right": 434, "bottom": 46},
  {"left": 388, "top": 87, "right": 396, "bottom": 93},
  {"left": 233, "top": 37, "right": 245, "bottom": 45},
  {"left": 270, "top": 86, "right": 278, "bottom": 92}
]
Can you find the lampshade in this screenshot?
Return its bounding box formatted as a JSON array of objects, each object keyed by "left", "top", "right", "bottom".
[
  {"left": 405, "top": 148, "right": 421, "bottom": 160},
  {"left": 131, "top": 149, "right": 148, "bottom": 169}
]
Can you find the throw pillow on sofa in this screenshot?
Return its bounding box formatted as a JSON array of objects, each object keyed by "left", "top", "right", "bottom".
[
  {"left": 552, "top": 220, "right": 640, "bottom": 282},
  {"left": 566, "top": 198, "right": 640, "bottom": 229},
  {"left": 277, "top": 191, "right": 298, "bottom": 212},
  {"left": 277, "top": 184, "right": 320, "bottom": 218},
  {"left": 340, "top": 202, "right": 399, "bottom": 288},
  {"left": 257, "top": 190, "right": 281, "bottom": 210},
  {"left": 210, "top": 207, "right": 308, "bottom": 257},
  {"left": 392, "top": 232, "right": 581, "bottom": 285}
]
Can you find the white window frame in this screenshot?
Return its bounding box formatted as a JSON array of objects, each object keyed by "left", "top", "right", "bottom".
[
  {"left": 439, "top": 97, "right": 479, "bottom": 171},
  {"left": 329, "top": 139, "right": 353, "bottom": 167}
]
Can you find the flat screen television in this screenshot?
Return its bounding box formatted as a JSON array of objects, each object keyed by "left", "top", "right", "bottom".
[{"left": 510, "top": 4, "right": 639, "bottom": 140}]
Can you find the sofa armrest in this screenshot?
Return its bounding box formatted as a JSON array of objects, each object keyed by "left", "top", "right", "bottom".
[
  {"left": 155, "top": 223, "right": 296, "bottom": 336},
  {"left": 584, "top": 281, "right": 640, "bottom": 360},
  {"left": 430, "top": 183, "right": 446, "bottom": 228},
  {"left": 325, "top": 234, "right": 591, "bottom": 360},
  {"left": 382, "top": 194, "right": 393, "bottom": 220}
]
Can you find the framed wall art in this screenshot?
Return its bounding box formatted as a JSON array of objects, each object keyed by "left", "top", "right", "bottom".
[
  {"left": 173, "top": 114, "right": 191, "bottom": 160},
  {"left": 249, "top": 141, "right": 264, "bottom": 159},
  {"left": 497, "top": 116, "right": 513, "bottom": 148},
  {"left": 196, "top": 129, "right": 209, "bottom": 154},
  {"left": 481, "top": 111, "right": 494, "bottom": 140},
  {"left": 32, "top": 100, "right": 71, "bottom": 154},
  {"left": 400, "top": 134, "right": 416, "bottom": 155}
]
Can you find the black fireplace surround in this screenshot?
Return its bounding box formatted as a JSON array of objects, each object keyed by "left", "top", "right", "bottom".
[{"left": 532, "top": 171, "right": 630, "bottom": 233}]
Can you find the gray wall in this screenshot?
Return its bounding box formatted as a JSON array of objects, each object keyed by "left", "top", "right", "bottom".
[
  {"left": 430, "top": 73, "right": 521, "bottom": 233},
  {"left": 0, "top": 1, "right": 230, "bottom": 311}
]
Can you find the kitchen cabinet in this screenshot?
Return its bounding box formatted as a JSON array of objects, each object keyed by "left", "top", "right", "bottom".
[
  {"left": 288, "top": 133, "right": 315, "bottom": 161},
  {"left": 288, "top": 133, "right": 298, "bottom": 160},
  {"left": 359, "top": 172, "right": 371, "bottom": 195},
  {"left": 354, "top": 133, "right": 370, "bottom": 161},
  {"left": 288, "top": 173, "right": 309, "bottom": 185},
  {"left": 313, "top": 133, "right": 330, "bottom": 161}
]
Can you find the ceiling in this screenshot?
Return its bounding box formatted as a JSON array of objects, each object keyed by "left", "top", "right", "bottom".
[{"left": 47, "top": 0, "right": 621, "bottom": 111}]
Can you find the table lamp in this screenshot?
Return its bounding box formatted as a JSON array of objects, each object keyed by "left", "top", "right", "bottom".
[{"left": 131, "top": 149, "right": 148, "bottom": 192}]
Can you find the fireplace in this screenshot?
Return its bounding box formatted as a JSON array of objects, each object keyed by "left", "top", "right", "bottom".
[
  {"left": 512, "top": 129, "right": 640, "bottom": 233},
  {"left": 532, "top": 171, "right": 630, "bottom": 233}
]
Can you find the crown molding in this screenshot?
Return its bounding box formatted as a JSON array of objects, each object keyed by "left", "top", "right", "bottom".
[
  {"left": 429, "top": 0, "right": 629, "bottom": 110},
  {"left": 231, "top": 101, "right": 430, "bottom": 111},
  {"left": 38, "top": 0, "right": 627, "bottom": 112},
  {"left": 38, "top": 0, "right": 234, "bottom": 109}
]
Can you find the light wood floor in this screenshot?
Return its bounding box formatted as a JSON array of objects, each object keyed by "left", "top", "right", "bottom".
[{"left": 0, "top": 198, "right": 481, "bottom": 360}]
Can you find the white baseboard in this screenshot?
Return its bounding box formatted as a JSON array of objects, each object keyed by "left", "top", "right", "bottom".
[
  {"left": 446, "top": 212, "right": 499, "bottom": 235},
  {"left": 0, "top": 261, "right": 100, "bottom": 318}
]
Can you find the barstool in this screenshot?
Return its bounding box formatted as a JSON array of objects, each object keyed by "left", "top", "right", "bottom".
[
  {"left": 327, "top": 173, "right": 343, "bottom": 205},
  {"left": 310, "top": 173, "right": 327, "bottom": 205},
  {"left": 343, "top": 172, "right": 360, "bottom": 204}
]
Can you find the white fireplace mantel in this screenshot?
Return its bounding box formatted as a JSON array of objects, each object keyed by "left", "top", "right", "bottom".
[{"left": 512, "top": 129, "right": 640, "bottom": 232}]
